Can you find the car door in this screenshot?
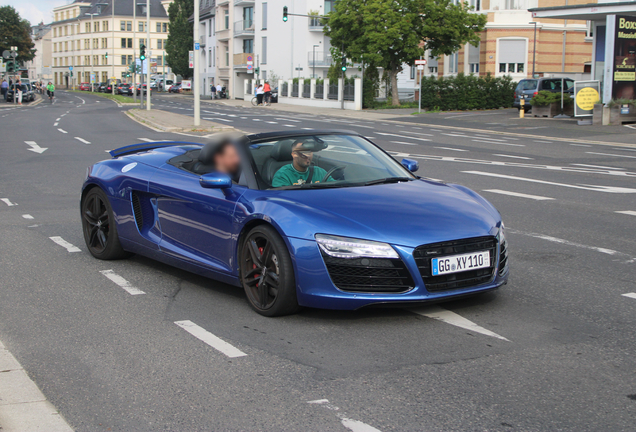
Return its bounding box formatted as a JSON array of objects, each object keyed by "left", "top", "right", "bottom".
[{"left": 148, "top": 166, "right": 245, "bottom": 273}]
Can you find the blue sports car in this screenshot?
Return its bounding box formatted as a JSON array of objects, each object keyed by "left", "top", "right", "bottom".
[{"left": 81, "top": 131, "right": 509, "bottom": 316}]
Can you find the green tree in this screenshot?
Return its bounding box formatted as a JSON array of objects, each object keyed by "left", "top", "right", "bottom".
[
  {"left": 0, "top": 6, "right": 35, "bottom": 64},
  {"left": 324, "top": 0, "right": 486, "bottom": 106},
  {"left": 165, "top": 0, "right": 194, "bottom": 78}
]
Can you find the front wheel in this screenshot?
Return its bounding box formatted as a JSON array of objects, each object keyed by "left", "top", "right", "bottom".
[
  {"left": 239, "top": 225, "right": 300, "bottom": 317},
  {"left": 81, "top": 188, "right": 131, "bottom": 260},
  {"left": 251, "top": 96, "right": 258, "bottom": 106}
]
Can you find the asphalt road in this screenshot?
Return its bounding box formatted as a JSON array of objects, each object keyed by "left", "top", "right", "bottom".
[{"left": 1, "top": 91, "right": 635, "bottom": 431}]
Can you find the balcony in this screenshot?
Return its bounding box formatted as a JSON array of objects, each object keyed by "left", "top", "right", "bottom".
[
  {"left": 307, "top": 51, "right": 332, "bottom": 67},
  {"left": 486, "top": 0, "right": 537, "bottom": 11},
  {"left": 234, "top": 19, "right": 254, "bottom": 37},
  {"left": 216, "top": 28, "right": 231, "bottom": 41},
  {"left": 233, "top": 52, "right": 254, "bottom": 68},
  {"left": 308, "top": 17, "right": 325, "bottom": 31},
  {"left": 234, "top": 0, "right": 255, "bottom": 5}
]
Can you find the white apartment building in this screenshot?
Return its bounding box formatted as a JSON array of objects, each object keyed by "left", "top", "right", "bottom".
[
  {"left": 192, "top": 0, "right": 217, "bottom": 96},
  {"left": 51, "top": 0, "right": 171, "bottom": 88},
  {"left": 27, "top": 23, "right": 53, "bottom": 82}
]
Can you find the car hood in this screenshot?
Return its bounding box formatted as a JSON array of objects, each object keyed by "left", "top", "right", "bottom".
[{"left": 246, "top": 179, "right": 501, "bottom": 248}]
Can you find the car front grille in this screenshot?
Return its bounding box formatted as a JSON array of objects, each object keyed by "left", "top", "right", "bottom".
[
  {"left": 131, "top": 192, "right": 144, "bottom": 230},
  {"left": 498, "top": 235, "right": 509, "bottom": 277},
  {"left": 321, "top": 253, "right": 415, "bottom": 293},
  {"left": 413, "top": 236, "right": 497, "bottom": 292}
]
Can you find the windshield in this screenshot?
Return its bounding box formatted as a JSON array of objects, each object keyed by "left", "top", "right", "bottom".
[
  {"left": 247, "top": 134, "right": 415, "bottom": 190},
  {"left": 516, "top": 80, "right": 538, "bottom": 91}
]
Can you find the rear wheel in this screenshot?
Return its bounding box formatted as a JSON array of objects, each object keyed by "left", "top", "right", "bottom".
[
  {"left": 239, "top": 225, "right": 300, "bottom": 317},
  {"left": 81, "top": 188, "right": 131, "bottom": 260}
]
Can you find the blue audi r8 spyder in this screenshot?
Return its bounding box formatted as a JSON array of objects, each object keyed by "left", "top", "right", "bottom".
[{"left": 81, "top": 130, "right": 508, "bottom": 316}]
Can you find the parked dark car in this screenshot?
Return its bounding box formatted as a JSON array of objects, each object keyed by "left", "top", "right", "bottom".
[
  {"left": 169, "top": 83, "right": 183, "bottom": 93},
  {"left": 117, "top": 83, "right": 133, "bottom": 95},
  {"left": 514, "top": 77, "right": 575, "bottom": 111},
  {"left": 136, "top": 83, "right": 152, "bottom": 96},
  {"left": 97, "top": 82, "right": 107, "bottom": 92},
  {"left": 7, "top": 84, "right": 33, "bottom": 102}
]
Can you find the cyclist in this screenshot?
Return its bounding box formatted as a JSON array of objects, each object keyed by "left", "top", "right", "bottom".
[
  {"left": 46, "top": 82, "right": 55, "bottom": 101},
  {"left": 263, "top": 81, "right": 272, "bottom": 106}
]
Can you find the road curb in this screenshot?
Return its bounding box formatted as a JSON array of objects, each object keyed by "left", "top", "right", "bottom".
[{"left": 0, "top": 340, "right": 73, "bottom": 432}]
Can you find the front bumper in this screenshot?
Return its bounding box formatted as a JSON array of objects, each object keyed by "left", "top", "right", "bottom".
[{"left": 287, "top": 237, "right": 509, "bottom": 310}]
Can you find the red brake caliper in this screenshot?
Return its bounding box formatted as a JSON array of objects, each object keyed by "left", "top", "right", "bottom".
[{"left": 253, "top": 246, "right": 264, "bottom": 287}]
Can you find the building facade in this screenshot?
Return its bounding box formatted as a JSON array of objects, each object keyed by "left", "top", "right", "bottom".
[
  {"left": 192, "top": 0, "right": 217, "bottom": 96},
  {"left": 27, "top": 23, "right": 53, "bottom": 82},
  {"left": 50, "top": 0, "right": 171, "bottom": 88}
]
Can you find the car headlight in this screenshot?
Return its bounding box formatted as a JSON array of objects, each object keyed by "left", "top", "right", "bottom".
[
  {"left": 498, "top": 223, "right": 506, "bottom": 244},
  {"left": 315, "top": 234, "right": 399, "bottom": 259}
]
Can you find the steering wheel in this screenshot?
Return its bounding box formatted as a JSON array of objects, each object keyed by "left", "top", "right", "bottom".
[{"left": 321, "top": 165, "right": 346, "bottom": 183}]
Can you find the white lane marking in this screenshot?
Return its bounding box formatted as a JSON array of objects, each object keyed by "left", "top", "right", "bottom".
[
  {"left": 431, "top": 129, "right": 442, "bottom": 132},
  {"left": 55, "top": 118, "right": 61, "bottom": 121},
  {"left": 472, "top": 139, "right": 525, "bottom": 147},
  {"left": 493, "top": 154, "right": 533, "bottom": 160},
  {"left": 463, "top": 171, "right": 636, "bottom": 194},
  {"left": 307, "top": 399, "right": 383, "bottom": 432},
  {"left": 483, "top": 189, "right": 554, "bottom": 201},
  {"left": 570, "top": 143, "right": 591, "bottom": 147},
  {"left": 24, "top": 141, "right": 48, "bottom": 154},
  {"left": 613, "top": 147, "right": 636, "bottom": 152},
  {"left": 100, "top": 269, "right": 145, "bottom": 295},
  {"left": 410, "top": 305, "right": 510, "bottom": 341},
  {"left": 534, "top": 140, "right": 553, "bottom": 143},
  {"left": 508, "top": 229, "right": 624, "bottom": 257},
  {"left": 400, "top": 131, "right": 434, "bottom": 137},
  {"left": 53, "top": 122, "right": 58, "bottom": 126},
  {"left": 302, "top": 127, "right": 313, "bottom": 130},
  {"left": 571, "top": 163, "right": 625, "bottom": 170},
  {"left": 441, "top": 133, "right": 467, "bottom": 137},
  {"left": 377, "top": 132, "right": 430, "bottom": 142},
  {"left": 1, "top": 198, "right": 17, "bottom": 206},
  {"left": 137, "top": 138, "right": 154, "bottom": 142},
  {"left": 622, "top": 293, "right": 636, "bottom": 299},
  {"left": 60, "top": 113, "right": 66, "bottom": 117},
  {"left": 435, "top": 147, "right": 468, "bottom": 152},
  {"left": 202, "top": 117, "right": 233, "bottom": 122},
  {"left": 586, "top": 151, "right": 636, "bottom": 159},
  {"left": 616, "top": 210, "right": 636, "bottom": 216},
  {"left": 49, "top": 236, "right": 81, "bottom": 252},
  {"left": 275, "top": 117, "right": 301, "bottom": 122},
  {"left": 265, "top": 121, "right": 278, "bottom": 124},
  {"left": 174, "top": 320, "right": 247, "bottom": 358},
  {"left": 252, "top": 118, "right": 262, "bottom": 121},
  {"left": 283, "top": 124, "right": 295, "bottom": 127},
  {"left": 22, "top": 214, "right": 34, "bottom": 219},
  {"left": 391, "top": 141, "right": 417, "bottom": 146},
  {"left": 74, "top": 137, "right": 91, "bottom": 144},
  {"left": 58, "top": 128, "right": 68, "bottom": 134}
]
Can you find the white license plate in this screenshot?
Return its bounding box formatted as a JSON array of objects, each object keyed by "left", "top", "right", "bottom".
[{"left": 432, "top": 251, "right": 490, "bottom": 276}]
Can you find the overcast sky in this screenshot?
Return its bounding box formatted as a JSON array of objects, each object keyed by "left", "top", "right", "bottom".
[{"left": 6, "top": 0, "right": 69, "bottom": 26}]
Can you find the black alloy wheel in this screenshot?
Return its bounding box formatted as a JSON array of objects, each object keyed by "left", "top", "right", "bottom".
[
  {"left": 81, "top": 188, "right": 130, "bottom": 260},
  {"left": 240, "top": 225, "right": 299, "bottom": 316}
]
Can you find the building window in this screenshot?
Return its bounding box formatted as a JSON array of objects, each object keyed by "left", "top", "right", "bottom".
[
  {"left": 410, "top": 65, "right": 415, "bottom": 79},
  {"left": 157, "top": 55, "right": 162, "bottom": 66},
  {"left": 586, "top": 21, "right": 594, "bottom": 39},
  {"left": 498, "top": 38, "right": 526, "bottom": 75},
  {"left": 121, "top": 54, "right": 127, "bottom": 65},
  {"left": 156, "top": 22, "right": 161, "bottom": 33},
  {"left": 85, "top": 55, "right": 90, "bottom": 65},
  {"left": 54, "top": 58, "right": 58, "bottom": 67},
  {"left": 225, "top": 46, "right": 229, "bottom": 66},
  {"left": 325, "top": 0, "right": 335, "bottom": 13},
  {"left": 128, "top": 55, "right": 133, "bottom": 65},
  {"left": 243, "top": 39, "right": 253, "bottom": 54},
  {"left": 102, "top": 38, "right": 107, "bottom": 49},
  {"left": 94, "top": 22, "right": 99, "bottom": 32},
  {"left": 208, "top": 48, "right": 212, "bottom": 67},
  {"left": 429, "top": 66, "right": 438, "bottom": 74},
  {"left": 213, "top": 47, "right": 215, "bottom": 66},
  {"left": 121, "top": 38, "right": 126, "bottom": 48},
  {"left": 261, "top": 36, "right": 267, "bottom": 64},
  {"left": 139, "top": 38, "right": 146, "bottom": 48},
  {"left": 53, "top": 43, "right": 57, "bottom": 52},
  {"left": 54, "top": 28, "right": 57, "bottom": 37},
  {"left": 209, "top": 19, "right": 212, "bottom": 37},
  {"left": 157, "top": 39, "right": 161, "bottom": 49},
  {"left": 467, "top": 42, "right": 480, "bottom": 74},
  {"left": 139, "top": 22, "right": 145, "bottom": 32},
  {"left": 64, "top": 41, "right": 68, "bottom": 52},
  {"left": 163, "top": 23, "right": 167, "bottom": 32},
  {"left": 470, "top": 0, "right": 481, "bottom": 11},
  {"left": 469, "top": 63, "right": 479, "bottom": 73},
  {"left": 120, "top": 20, "right": 126, "bottom": 31},
  {"left": 103, "top": 21, "right": 108, "bottom": 31},
  {"left": 448, "top": 52, "right": 458, "bottom": 74},
  {"left": 224, "top": 10, "right": 229, "bottom": 29},
  {"left": 262, "top": 2, "right": 267, "bottom": 29}
]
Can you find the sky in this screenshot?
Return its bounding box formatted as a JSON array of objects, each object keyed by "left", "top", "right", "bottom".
[{"left": 4, "top": 0, "right": 68, "bottom": 26}]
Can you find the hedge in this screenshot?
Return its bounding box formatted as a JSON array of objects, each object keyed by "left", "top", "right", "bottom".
[{"left": 420, "top": 73, "right": 516, "bottom": 111}]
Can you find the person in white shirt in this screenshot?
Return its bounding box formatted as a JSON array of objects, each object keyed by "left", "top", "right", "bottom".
[{"left": 256, "top": 84, "right": 264, "bottom": 105}]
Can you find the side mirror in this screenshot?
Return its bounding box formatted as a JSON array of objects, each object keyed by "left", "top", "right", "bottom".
[
  {"left": 401, "top": 158, "right": 419, "bottom": 173},
  {"left": 200, "top": 172, "right": 232, "bottom": 189}
]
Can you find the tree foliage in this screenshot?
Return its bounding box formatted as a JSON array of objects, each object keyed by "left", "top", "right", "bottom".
[
  {"left": 0, "top": 6, "right": 35, "bottom": 63},
  {"left": 324, "top": 0, "right": 486, "bottom": 105},
  {"left": 165, "top": 0, "right": 194, "bottom": 78}
]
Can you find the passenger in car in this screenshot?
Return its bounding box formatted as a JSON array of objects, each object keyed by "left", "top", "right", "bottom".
[
  {"left": 272, "top": 139, "right": 333, "bottom": 187},
  {"left": 212, "top": 140, "right": 241, "bottom": 181}
]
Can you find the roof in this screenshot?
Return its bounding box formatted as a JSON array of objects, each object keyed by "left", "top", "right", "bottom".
[
  {"left": 530, "top": 1, "right": 636, "bottom": 20},
  {"left": 84, "top": 0, "right": 168, "bottom": 18},
  {"left": 189, "top": 2, "right": 216, "bottom": 22}
]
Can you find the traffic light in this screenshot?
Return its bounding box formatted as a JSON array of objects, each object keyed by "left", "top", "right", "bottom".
[
  {"left": 341, "top": 57, "right": 347, "bottom": 72},
  {"left": 255, "top": 67, "right": 260, "bottom": 75},
  {"left": 283, "top": 6, "right": 288, "bottom": 22},
  {"left": 6, "top": 61, "right": 13, "bottom": 73},
  {"left": 140, "top": 44, "right": 146, "bottom": 61},
  {"left": 105, "top": 51, "right": 108, "bottom": 60}
]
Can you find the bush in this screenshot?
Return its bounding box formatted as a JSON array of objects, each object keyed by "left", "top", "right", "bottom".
[
  {"left": 420, "top": 73, "right": 516, "bottom": 111},
  {"left": 530, "top": 90, "right": 573, "bottom": 106}
]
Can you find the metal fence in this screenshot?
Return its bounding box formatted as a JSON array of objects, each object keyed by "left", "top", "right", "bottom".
[
  {"left": 246, "top": 81, "right": 252, "bottom": 94},
  {"left": 281, "top": 82, "right": 288, "bottom": 97},
  {"left": 302, "top": 83, "right": 310, "bottom": 98},
  {"left": 292, "top": 82, "right": 299, "bottom": 97},
  {"left": 315, "top": 83, "right": 324, "bottom": 99},
  {"left": 328, "top": 83, "right": 338, "bottom": 100},
  {"left": 344, "top": 83, "right": 355, "bottom": 101}
]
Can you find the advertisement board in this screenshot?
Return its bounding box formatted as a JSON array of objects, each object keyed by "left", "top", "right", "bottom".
[
  {"left": 182, "top": 80, "right": 192, "bottom": 90},
  {"left": 573, "top": 81, "right": 600, "bottom": 117},
  {"left": 612, "top": 15, "right": 636, "bottom": 100}
]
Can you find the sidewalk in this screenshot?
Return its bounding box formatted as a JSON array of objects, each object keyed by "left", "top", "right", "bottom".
[
  {"left": 126, "top": 108, "right": 239, "bottom": 134},
  {"left": 0, "top": 340, "right": 73, "bottom": 432}
]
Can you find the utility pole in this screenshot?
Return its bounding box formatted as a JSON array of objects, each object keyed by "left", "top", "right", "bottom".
[
  {"left": 193, "top": 0, "right": 200, "bottom": 125},
  {"left": 133, "top": 0, "right": 137, "bottom": 102},
  {"left": 112, "top": 0, "right": 115, "bottom": 95},
  {"left": 86, "top": 12, "right": 99, "bottom": 91},
  {"left": 146, "top": 0, "right": 150, "bottom": 110},
  {"left": 530, "top": 21, "right": 537, "bottom": 78}
]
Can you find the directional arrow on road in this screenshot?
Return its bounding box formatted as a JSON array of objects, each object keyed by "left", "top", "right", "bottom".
[{"left": 24, "top": 141, "right": 48, "bottom": 154}]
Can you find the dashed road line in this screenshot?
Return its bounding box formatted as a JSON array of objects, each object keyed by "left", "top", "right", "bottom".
[
  {"left": 586, "top": 151, "right": 636, "bottom": 159},
  {"left": 615, "top": 210, "right": 636, "bottom": 216},
  {"left": 435, "top": 147, "right": 468, "bottom": 152},
  {"left": 283, "top": 124, "right": 295, "bottom": 127},
  {"left": 53, "top": 122, "right": 58, "bottom": 126},
  {"left": 571, "top": 163, "right": 624, "bottom": 170},
  {"left": 174, "top": 320, "right": 247, "bottom": 358},
  {"left": 49, "top": 236, "right": 81, "bottom": 252},
  {"left": 74, "top": 137, "right": 91, "bottom": 144},
  {"left": 1, "top": 198, "right": 17, "bottom": 206},
  {"left": 307, "top": 399, "right": 382, "bottom": 432},
  {"left": 410, "top": 305, "right": 510, "bottom": 341},
  {"left": 391, "top": 141, "right": 417, "bottom": 146},
  {"left": 55, "top": 118, "right": 61, "bottom": 121},
  {"left": 622, "top": 293, "right": 636, "bottom": 299},
  {"left": 508, "top": 229, "right": 628, "bottom": 257},
  {"left": 472, "top": 139, "right": 525, "bottom": 147},
  {"left": 22, "top": 214, "right": 34, "bottom": 219},
  {"left": 483, "top": 189, "right": 554, "bottom": 201},
  {"left": 202, "top": 117, "right": 233, "bottom": 122},
  {"left": 377, "top": 132, "right": 430, "bottom": 142},
  {"left": 493, "top": 154, "right": 533, "bottom": 160},
  {"left": 265, "top": 121, "right": 278, "bottom": 124},
  {"left": 100, "top": 270, "right": 145, "bottom": 295},
  {"left": 275, "top": 117, "right": 301, "bottom": 122},
  {"left": 58, "top": 128, "right": 68, "bottom": 134},
  {"left": 570, "top": 143, "right": 591, "bottom": 147}
]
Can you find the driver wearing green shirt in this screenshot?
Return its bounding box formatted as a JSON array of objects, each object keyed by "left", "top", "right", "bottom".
[{"left": 272, "top": 140, "right": 333, "bottom": 187}]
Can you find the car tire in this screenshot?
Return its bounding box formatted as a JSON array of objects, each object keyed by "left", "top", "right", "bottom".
[
  {"left": 81, "top": 187, "right": 132, "bottom": 260},
  {"left": 239, "top": 225, "right": 300, "bottom": 317}
]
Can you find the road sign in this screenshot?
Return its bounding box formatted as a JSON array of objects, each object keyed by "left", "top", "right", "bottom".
[
  {"left": 69, "top": 66, "right": 73, "bottom": 71},
  {"left": 417, "top": 65, "right": 424, "bottom": 71},
  {"left": 2, "top": 50, "right": 9, "bottom": 59},
  {"left": 194, "top": 43, "right": 200, "bottom": 50},
  {"left": 247, "top": 64, "right": 253, "bottom": 74},
  {"left": 189, "top": 50, "right": 194, "bottom": 68},
  {"left": 247, "top": 55, "right": 253, "bottom": 62},
  {"left": 415, "top": 59, "right": 427, "bottom": 65},
  {"left": 90, "top": 73, "right": 96, "bottom": 83},
  {"left": 573, "top": 80, "right": 600, "bottom": 117}
]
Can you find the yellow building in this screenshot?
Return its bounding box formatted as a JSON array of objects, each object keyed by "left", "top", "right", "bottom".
[{"left": 51, "top": 0, "right": 172, "bottom": 87}]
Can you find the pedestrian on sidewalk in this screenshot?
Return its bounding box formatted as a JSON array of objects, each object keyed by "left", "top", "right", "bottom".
[
  {"left": 256, "top": 84, "right": 264, "bottom": 106},
  {"left": 263, "top": 81, "right": 272, "bottom": 105},
  {"left": 216, "top": 83, "right": 223, "bottom": 98},
  {"left": 1, "top": 79, "right": 7, "bottom": 101},
  {"left": 211, "top": 83, "right": 216, "bottom": 99},
  {"left": 14, "top": 79, "right": 22, "bottom": 105}
]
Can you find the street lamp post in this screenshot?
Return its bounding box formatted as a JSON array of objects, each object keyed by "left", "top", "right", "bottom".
[
  {"left": 86, "top": 12, "right": 99, "bottom": 91},
  {"left": 312, "top": 44, "right": 319, "bottom": 79},
  {"left": 530, "top": 21, "right": 538, "bottom": 78},
  {"left": 146, "top": 0, "right": 150, "bottom": 110},
  {"left": 112, "top": 0, "right": 115, "bottom": 95},
  {"left": 193, "top": 0, "right": 200, "bottom": 125}
]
